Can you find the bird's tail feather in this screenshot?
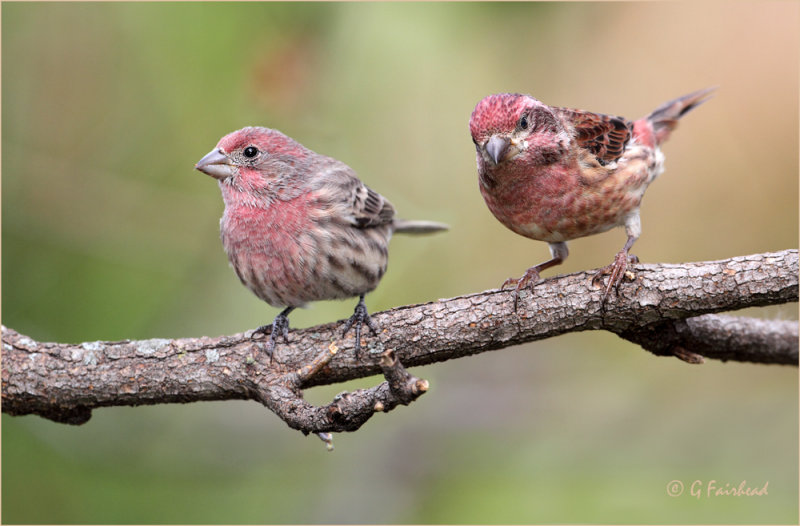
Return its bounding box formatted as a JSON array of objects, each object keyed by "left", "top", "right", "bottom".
[
  {"left": 393, "top": 219, "right": 449, "bottom": 234},
  {"left": 648, "top": 87, "right": 716, "bottom": 145}
]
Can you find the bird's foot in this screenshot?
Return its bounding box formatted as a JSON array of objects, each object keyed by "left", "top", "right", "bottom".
[
  {"left": 342, "top": 296, "right": 378, "bottom": 359},
  {"left": 502, "top": 266, "right": 543, "bottom": 311},
  {"left": 253, "top": 309, "right": 293, "bottom": 363},
  {"left": 592, "top": 251, "right": 639, "bottom": 301}
]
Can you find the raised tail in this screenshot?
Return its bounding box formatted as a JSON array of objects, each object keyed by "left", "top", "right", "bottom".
[
  {"left": 647, "top": 87, "right": 716, "bottom": 145},
  {"left": 393, "top": 219, "right": 449, "bottom": 235}
]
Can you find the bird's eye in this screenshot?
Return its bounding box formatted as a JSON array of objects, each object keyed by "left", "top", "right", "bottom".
[
  {"left": 519, "top": 115, "right": 530, "bottom": 130},
  {"left": 243, "top": 146, "right": 259, "bottom": 158}
]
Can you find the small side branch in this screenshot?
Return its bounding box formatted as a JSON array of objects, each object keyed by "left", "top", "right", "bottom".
[{"left": 246, "top": 346, "right": 428, "bottom": 438}]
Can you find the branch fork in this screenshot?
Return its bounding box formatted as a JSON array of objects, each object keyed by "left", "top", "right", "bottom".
[{"left": 242, "top": 341, "right": 427, "bottom": 447}]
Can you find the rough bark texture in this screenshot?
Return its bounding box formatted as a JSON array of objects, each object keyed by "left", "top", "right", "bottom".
[{"left": 3, "top": 250, "right": 797, "bottom": 439}]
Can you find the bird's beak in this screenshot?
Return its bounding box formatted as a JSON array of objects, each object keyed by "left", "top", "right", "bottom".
[
  {"left": 195, "top": 148, "right": 235, "bottom": 180},
  {"left": 484, "top": 135, "right": 510, "bottom": 166}
]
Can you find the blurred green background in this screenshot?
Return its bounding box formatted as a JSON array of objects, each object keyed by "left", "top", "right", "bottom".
[{"left": 2, "top": 2, "right": 797, "bottom": 524}]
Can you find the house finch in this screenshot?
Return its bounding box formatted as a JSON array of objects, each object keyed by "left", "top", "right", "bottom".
[
  {"left": 195, "top": 127, "right": 447, "bottom": 360},
  {"left": 469, "top": 88, "right": 714, "bottom": 306}
]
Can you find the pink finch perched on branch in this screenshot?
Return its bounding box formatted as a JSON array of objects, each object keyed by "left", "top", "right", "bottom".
[
  {"left": 469, "top": 88, "right": 714, "bottom": 306},
  {"left": 195, "top": 127, "right": 447, "bottom": 360}
]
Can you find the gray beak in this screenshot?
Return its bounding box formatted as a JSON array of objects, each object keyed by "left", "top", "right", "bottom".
[
  {"left": 195, "top": 148, "right": 235, "bottom": 180},
  {"left": 484, "top": 135, "right": 510, "bottom": 165}
]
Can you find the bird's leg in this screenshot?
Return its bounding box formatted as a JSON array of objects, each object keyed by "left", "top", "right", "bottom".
[
  {"left": 592, "top": 214, "right": 640, "bottom": 301},
  {"left": 342, "top": 294, "right": 378, "bottom": 359},
  {"left": 252, "top": 306, "right": 295, "bottom": 363},
  {"left": 502, "top": 242, "right": 568, "bottom": 310}
]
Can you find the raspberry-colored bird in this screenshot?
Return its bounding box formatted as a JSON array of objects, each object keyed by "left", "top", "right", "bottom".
[
  {"left": 196, "top": 127, "right": 447, "bottom": 359},
  {"left": 469, "top": 88, "right": 714, "bottom": 306}
]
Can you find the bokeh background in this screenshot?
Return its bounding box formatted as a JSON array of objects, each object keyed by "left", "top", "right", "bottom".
[{"left": 2, "top": 2, "right": 797, "bottom": 524}]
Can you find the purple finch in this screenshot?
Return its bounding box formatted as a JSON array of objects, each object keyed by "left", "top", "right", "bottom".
[
  {"left": 469, "top": 88, "right": 714, "bottom": 306},
  {"left": 196, "top": 127, "right": 447, "bottom": 359}
]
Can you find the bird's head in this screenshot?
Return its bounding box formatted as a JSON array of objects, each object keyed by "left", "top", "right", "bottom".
[
  {"left": 195, "top": 127, "right": 310, "bottom": 197},
  {"left": 469, "top": 93, "right": 567, "bottom": 169}
]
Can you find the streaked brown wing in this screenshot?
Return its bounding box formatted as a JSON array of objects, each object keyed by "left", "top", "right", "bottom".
[
  {"left": 349, "top": 182, "right": 395, "bottom": 228},
  {"left": 310, "top": 158, "right": 396, "bottom": 229},
  {"left": 558, "top": 108, "right": 633, "bottom": 165}
]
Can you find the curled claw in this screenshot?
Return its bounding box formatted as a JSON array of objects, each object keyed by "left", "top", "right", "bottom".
[
  {"left": 501, "top": 276, "right": 520, "bottom": 290},
  {"left": 592, "top": 251, "right": 639, "bottom": 301},
  {"left": 342, "top": 295, "right": 378, "bottom": 359},
  {"left": 503, "top": 267, "right": 543, "bottom": 311},
  {"left": 501, "top": 243, "right": 568, "bottom": 311},
  {"left": 252, "top": 307, "right": 294, "bottom": 363}
]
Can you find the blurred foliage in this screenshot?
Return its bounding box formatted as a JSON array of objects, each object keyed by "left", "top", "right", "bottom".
[{"left": 2, "top": 2, "right": 798, "bottom": 524}]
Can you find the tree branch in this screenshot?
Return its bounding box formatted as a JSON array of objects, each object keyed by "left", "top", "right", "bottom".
[{"left": 3, "top": 250, "right": 797, "bottom": 441}]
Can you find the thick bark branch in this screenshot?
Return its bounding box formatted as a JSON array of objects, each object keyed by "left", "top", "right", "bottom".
[{"left": 3, "top": 250, "right": 797, "bottom": 439}]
